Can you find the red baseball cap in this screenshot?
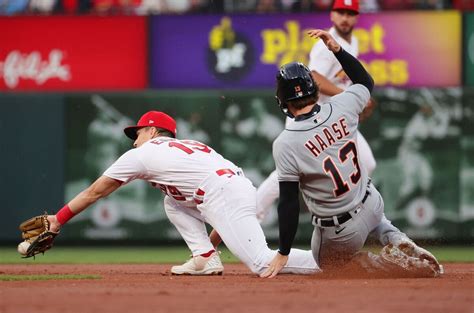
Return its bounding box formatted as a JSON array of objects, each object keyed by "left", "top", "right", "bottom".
[
  {"left": 332, "top": 0, "right": 359, "bottom": 13},
  {"left": 124, "top": 111, "right": 177, "bottom": 140}
]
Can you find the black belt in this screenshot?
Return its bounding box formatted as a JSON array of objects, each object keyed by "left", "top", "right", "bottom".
[
  {"left": 313, "top": 211, "right": 353, "bottom": 227},
  {"left": 313, "top": 180, "right": 371, "bottom": 228}
]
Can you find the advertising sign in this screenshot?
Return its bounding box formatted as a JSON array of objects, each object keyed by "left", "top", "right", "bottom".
[
  {"left": 0, "top": 16, "right": 147, "bottom": 91},
  {"left": 151, "top": 12, "right": 461, "bottom": 88}
]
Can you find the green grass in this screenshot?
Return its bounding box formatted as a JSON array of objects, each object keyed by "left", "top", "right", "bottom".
[
  {"left": 0, "top": 274, "right": 101, "bottom": 281},
  {"left": 0, "top": 246, "right": 240, "bottom": 264},
  {"left": 0, "top": 246, "right": 472, "bottom": 264}
]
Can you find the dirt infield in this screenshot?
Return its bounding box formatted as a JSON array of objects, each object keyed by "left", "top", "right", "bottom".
[{"left": 0, "top": 263, "right": 472, "bottom": 313}]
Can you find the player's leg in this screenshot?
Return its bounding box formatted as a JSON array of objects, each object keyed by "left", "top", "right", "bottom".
[
  {"left": 200, "top": 176, "right": 319, "bottom": 275},
  {"left": 356, "top": 130, "right": 376, "bottom": 176},
  {"left": 371, "top": 214, "right": 409, "bottom": 246},
  {"left": 311, "top": 183, "right": 441, "bottom": 277},
  {"left": 365, "top": 188, "right": 444, "bottom": 277},
  {"left": 371, "top": 214, "right": 442, "bottom": 273},
  {"left": 164, "top": 196, "right": 214, "bottom": 255},
  {"left": 164, "top": 196, "right": 223, "bottom": 275},
  {"left": 208, "top": 169, "right": 279, "bottom": 248},
  {"left": 255, "top": 170, "right": 279, "bottom": 222},
  {"left": 356, "top": 130, "right": 417, "bottom": 248},
  {"left": 311, "top": 182, "right": 384, "bottom": 269},
  {"left": 397, "top": 148, "right": 418, "bottom": 202}
]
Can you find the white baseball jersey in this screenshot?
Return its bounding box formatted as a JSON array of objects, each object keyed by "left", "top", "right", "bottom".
[
  {"left": 103, "top": 137, "right": 239, "bottom": 208},
  {"left": 308, "top": 27, "right": 359, "bottom": 104}
]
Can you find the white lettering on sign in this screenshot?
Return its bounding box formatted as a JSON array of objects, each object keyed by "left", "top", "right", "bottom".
[{"left": 0, "top": 50, "right": 71, "bottom": 89}]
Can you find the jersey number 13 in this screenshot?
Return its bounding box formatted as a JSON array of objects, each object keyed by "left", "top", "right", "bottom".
[{"left": 323, "top": 141, "right": 361, "bottom": 197}]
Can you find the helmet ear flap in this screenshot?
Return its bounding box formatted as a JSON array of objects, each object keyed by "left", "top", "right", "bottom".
[{"left": 275, "top": 96, "right": 294, "bottom": 118}]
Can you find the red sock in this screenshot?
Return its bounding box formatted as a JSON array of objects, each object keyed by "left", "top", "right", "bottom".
[{"left": 200, "top": 250, "right": 215, "bottom": 257}]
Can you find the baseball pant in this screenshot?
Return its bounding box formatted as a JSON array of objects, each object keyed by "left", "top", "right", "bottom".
[
  {"left": 165, "top": 172, "right": 319, "bottom": 275},
  {"left": 310, "top": 182, "right": 384, "bottom": 269}
]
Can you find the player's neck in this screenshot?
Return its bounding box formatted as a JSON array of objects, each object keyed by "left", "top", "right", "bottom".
[
  {"left": 333, "top": 27, "right": 352, "bottom": 44},
  {"left": 291, "top": 104, "right": 317, "bottom": 118}
]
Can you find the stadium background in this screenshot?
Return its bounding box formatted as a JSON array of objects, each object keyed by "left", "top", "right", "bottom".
[{"left": 0, "top": 1, "right": 473, "bottom": 249}]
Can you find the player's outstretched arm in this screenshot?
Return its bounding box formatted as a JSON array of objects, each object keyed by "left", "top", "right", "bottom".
[
  {"left": 310, "top": 70, "right": 344, "bottom": 97},
  {"left": 308, "top": 29, "right": 374, "bottom": 93},
  {"left": 48, "top": 176, "right": 122, "bottom": 232}
]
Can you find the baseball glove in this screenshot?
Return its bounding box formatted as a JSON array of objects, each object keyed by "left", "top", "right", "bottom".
[{"left": 19, "top": 213, "right": 58, "bottom": 258}]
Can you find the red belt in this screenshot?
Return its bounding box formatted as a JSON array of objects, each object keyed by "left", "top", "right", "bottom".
[
  {"left": 194, "top": 169, "right": 236, "bottom": 204},
  {"left": 216, "top": 169, "right": 235, "bottom": 176},
  {"left": 194, "top": 188, "right": 205, "bottom": 204}
]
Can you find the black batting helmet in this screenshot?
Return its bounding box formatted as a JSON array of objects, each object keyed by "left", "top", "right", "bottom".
[{"left": 276, "top": 62, "right": 318, "bottom": 117}]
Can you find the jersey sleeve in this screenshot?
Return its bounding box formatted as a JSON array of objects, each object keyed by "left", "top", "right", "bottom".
[
  {"left": 273, "top": 136, "right": 299, "bottom": 182},
  {"left": 308, "top": 40, "right": 335, "bottom": 76},
  {"left": 103, "top": 149, "right": 148, "bottom": 184},
  {"left": 331, "top": 84, "right": 370, "bottom": 115}
]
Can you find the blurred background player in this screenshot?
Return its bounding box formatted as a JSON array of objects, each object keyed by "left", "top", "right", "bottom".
[{"left": 395, "top": 89, "right": 451, "bottom": 211}]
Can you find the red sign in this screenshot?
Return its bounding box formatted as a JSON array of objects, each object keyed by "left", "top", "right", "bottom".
[{"left": 0, "top": 16, "right": 147, "bottom": 91}]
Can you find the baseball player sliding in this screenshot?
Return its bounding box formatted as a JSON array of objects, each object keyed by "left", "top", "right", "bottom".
[
  {"left": 206, "top": 2, "right": 438, "bottom": 270},
  {"left": 255, "top": 0, "right": 432, "bottom": 257},
  {"left": 261, "top": 28, "right": 442, "bottom": 278},
  {"left": 26, "top": 111, "right": 319, "bottom": 276}
]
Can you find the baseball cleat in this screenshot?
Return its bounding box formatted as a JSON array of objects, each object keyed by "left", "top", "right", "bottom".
[
  {"left": 171, "top": 251, "right": 224, "bottom": 275},
  {"left": 381, "top": 243, "right": 442, "bottom": 277},
  {"left": 396, "top": 240, "right": 443, "bottom": 274}
]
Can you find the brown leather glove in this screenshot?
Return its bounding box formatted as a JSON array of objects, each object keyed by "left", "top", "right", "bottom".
[{"left": 19, "top": 213, "right": 58, "bottom": 258}]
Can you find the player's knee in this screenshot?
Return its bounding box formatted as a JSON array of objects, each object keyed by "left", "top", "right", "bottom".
[
  {"left": 239, "top": 259, "right": 266, "bottom": 274},
  {"left": 248, "top": 263, "right": 266, "bottom": 275}
]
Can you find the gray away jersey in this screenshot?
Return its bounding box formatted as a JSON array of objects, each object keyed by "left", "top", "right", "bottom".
[{"left": 273, "top": 84, "right": 371, "bottom": 217}]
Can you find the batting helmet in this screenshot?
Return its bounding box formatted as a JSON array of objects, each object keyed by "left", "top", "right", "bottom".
[
  {"left": 124, "top": 111, "right": 177, "bottom": 140},
  {"left": 276, "top": 62, "right": 318, "bottom": 117}
]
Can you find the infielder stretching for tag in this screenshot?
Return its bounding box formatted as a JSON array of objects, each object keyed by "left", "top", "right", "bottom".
[
  {"left": 261, "top": 29, "right": 442, "bottom": 278},
  {"left": 30, "top": 111, "right": 318, "bottom": 276}
]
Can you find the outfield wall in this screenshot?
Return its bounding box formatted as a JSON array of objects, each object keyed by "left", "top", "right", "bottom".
[{"left": 1, "top": 88, "right": 473, "bottom": 242}]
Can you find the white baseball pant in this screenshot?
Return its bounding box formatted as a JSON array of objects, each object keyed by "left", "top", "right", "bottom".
[{"left": 164, "top": 171, "right": 319, "bottom": 275}]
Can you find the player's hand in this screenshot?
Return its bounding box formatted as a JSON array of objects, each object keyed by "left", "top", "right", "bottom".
[
  {"left": 47, "top": 215, "right": 61, "bottom": 233},
  {"left": 307, "top": 29, "right": 341, "bottom": 53},
  {"left": 260, "top": 252, "right": 289, "bottom": 278},
  {"left": 359, "top": 97, "right": 377, "bottom": 122}
]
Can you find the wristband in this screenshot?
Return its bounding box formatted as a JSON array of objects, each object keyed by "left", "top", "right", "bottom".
[{"left": 56, "top": 204, "right": 76, "bottom": 225}]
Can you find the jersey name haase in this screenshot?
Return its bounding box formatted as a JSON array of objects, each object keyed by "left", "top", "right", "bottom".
[{"left": 304, "top": 117, "right": 350, "bottom": 158}]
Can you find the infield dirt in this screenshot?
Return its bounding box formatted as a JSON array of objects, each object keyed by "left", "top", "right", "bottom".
[{"left": 0, "top": 263, "right": 472, "bottom": 313}]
